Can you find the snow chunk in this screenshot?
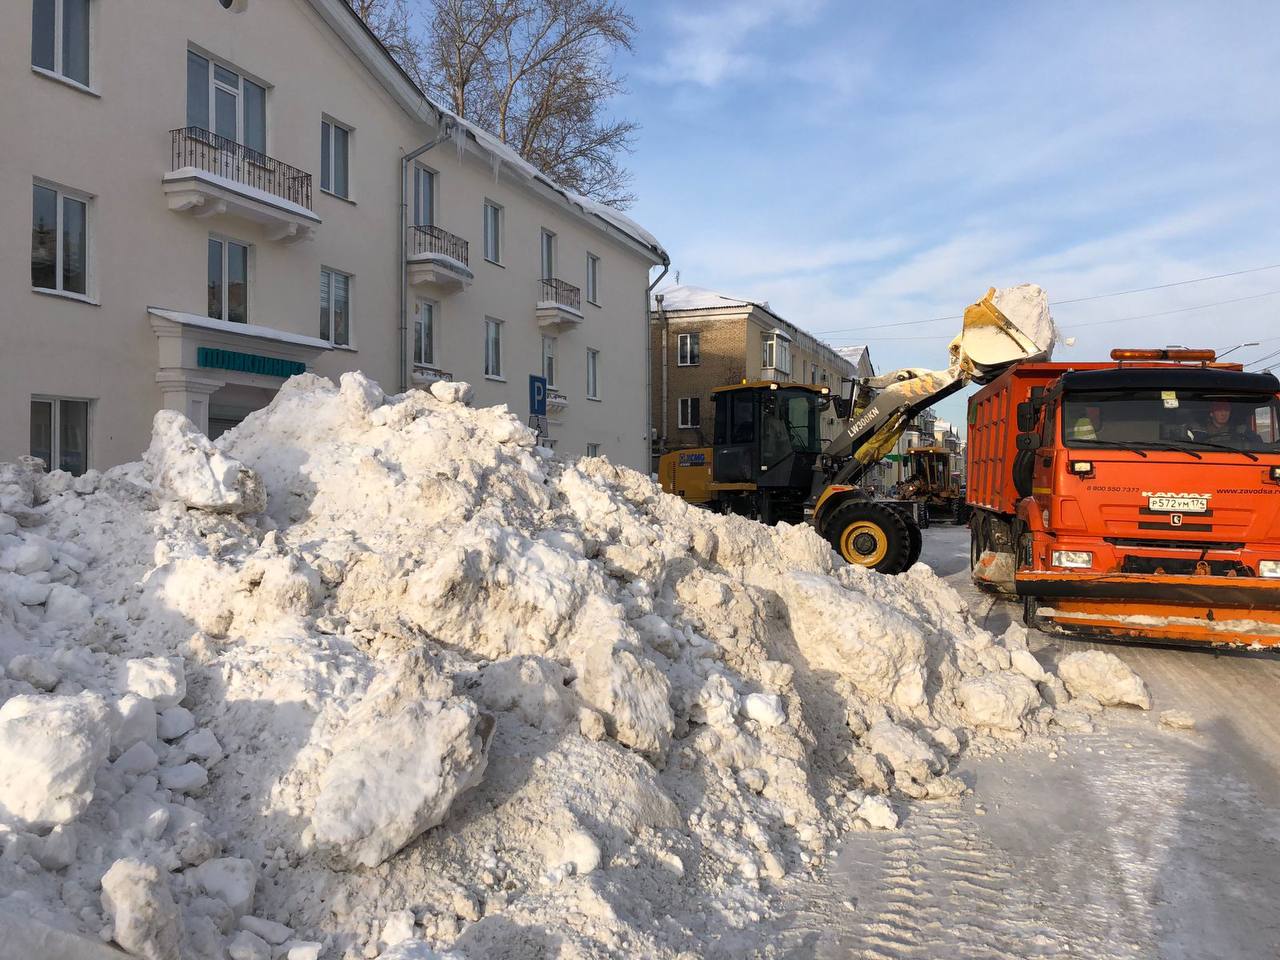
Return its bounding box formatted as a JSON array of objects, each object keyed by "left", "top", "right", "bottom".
[
  {"left": 956, "top": 672, "right": 1042, "bottom": 732},
  {"left": 1058, "top": 651, "right": 1151, "bottom": 709},
  {"left": 188, "top": 857, "right": 257, "bottom": 918},
  {"left": 856, "top": 794, "right": 899, "bottom": 830},
  {"left": 228, "top": 929, "right": 271, "bottom": 960},
  {"left": 742, "top": 692, "right": 785, "bottom": 728},
  {"left": 547, "top": 826, "right": 602, "bottom": 877},
  {"left": 1160, "top": 709, "right": 1196, "bottom": 730},
  {"left": 239, "top": 915, "right": 293, "bottom": 945},
  {"left": 312, "top": 653, "right": 493, "bottom": 868},
  {"left": 101, "top": 857, "right": 183, "bottom": 960},
  {"left": 0, "top": 692, "right": 110, "bottom": 829},
  {"left": 157, "top": 706, "right": 195, "bottom": 741},
  {"left": 119, "top": 656, "right": 186, "bottom": 709},
  {"left": 144, "top": 410, "right": 265, "bottom": 513}
]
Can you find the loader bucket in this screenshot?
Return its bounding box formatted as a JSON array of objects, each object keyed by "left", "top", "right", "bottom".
[{"left": 951, "top": 285, "right": 1056, "bottom": 383}]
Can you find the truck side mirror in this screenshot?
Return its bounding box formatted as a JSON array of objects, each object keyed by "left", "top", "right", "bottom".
[
  {"left": 1015, "top": 432, "right": 1038, "bottom": 450},
  {"left": 1016, "top": 401, "right": 1036, "bottom": 432}
]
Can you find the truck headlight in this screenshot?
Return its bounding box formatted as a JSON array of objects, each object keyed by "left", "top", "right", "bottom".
[
  {"left": 1260, "top": 560, "right": 1280, "bottom": 578},
  {"left": 1052, "top": 550, "right": 1093, "bottom": 569}
]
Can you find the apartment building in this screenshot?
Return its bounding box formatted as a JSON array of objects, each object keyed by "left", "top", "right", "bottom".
[
  {"left": 4, "top": 0, "right": 667, "bottom": 475},
  {"left": 649, "top": 285, "right": 867, "bottom": 464}
]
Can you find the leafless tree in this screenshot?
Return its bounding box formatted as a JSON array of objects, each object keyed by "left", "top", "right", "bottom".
[
  {"left": 348, "top": 0, "right": 430, "bottom": 87},
  {"left": 350, "top": 0, "right": 639, "bottom": 207}
]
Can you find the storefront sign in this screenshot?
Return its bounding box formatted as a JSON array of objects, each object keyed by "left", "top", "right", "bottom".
[{"left": 197, "top": 347, "right": 305, "bottom": 379}]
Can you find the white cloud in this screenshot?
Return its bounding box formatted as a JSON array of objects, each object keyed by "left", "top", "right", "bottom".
[{"left": 645, "top": 0, "right": 826, "bottom": 88}]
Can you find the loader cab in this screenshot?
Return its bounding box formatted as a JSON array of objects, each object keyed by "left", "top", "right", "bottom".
[{"left": 710, "top": 382, "right": 826, "bottom": 519}]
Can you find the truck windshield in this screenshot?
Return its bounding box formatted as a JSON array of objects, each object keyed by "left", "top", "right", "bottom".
[{"left": 1062, "top": 390, "right": 1280, "bottom": 453}]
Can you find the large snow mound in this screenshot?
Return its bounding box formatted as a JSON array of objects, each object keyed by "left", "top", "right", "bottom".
[{"left": 0, "top": 372, "right": 1145, "bottom": 959}]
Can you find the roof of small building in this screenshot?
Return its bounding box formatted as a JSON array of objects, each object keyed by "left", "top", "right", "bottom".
[{"left": 651, "top": 283, "right": 872, "bottom": 374}]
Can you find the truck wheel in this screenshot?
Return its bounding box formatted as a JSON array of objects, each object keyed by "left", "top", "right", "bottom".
[
  {"left": 826, "top": 502, "right": 914, "bottom": 574},
  {"left": 1022, "top": 592, "right": 1041, "bottom": 629},
  {"left": 969, "top": 513, "right": 986, "bottom": 570}
]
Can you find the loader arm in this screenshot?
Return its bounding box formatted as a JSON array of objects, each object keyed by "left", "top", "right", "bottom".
[{"left": 820, "top": 286, "right": 1056, "bottom": 488}]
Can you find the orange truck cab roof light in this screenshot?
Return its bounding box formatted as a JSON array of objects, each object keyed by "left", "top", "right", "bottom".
[{"left": 1110, "top": 348, "right": 1217, "bottom": 361}]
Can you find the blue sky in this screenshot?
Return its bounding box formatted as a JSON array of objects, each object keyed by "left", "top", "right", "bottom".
[{"left": 618, "top": 0, "right": 1280, "bottom": 429}]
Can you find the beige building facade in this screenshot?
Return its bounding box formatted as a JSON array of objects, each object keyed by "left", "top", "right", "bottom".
[
  {"left": 649, "top": 285, "right": 869, "bottom": 462},
  {"left": 4, "top": 0, "right": 666, "bottom": 475}
]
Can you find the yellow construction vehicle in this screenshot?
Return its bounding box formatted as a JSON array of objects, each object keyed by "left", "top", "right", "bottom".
[{"left": 659, "top": 287, "right": 1051, "bottom": 573}]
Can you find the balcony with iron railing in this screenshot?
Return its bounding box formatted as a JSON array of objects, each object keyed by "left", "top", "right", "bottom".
[
  {"left": 406, "top": 224, "right": 474, "bottom": 291},
  {"left": 536, "top": 277, "right": 584, "bottom": 330},
  {"left": 162, "top": 127, "right": 319, "bottom": 242}
]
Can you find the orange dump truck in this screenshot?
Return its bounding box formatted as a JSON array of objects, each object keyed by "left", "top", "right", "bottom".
[{"left": 967, "top": 348, "right": 1280, "bottom": 646}]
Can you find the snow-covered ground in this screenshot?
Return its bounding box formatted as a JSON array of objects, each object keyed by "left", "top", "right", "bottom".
[
  {"left": 0, "top": 375, "right": 1164, "bottom": 959},
  {"left": 772, "top": 526, "right": 1280, "bottom": 959}
]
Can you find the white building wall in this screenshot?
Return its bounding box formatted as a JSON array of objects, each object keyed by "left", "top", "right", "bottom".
[{"left": 1, "top": 0, "right": 661, "bottom": 472}]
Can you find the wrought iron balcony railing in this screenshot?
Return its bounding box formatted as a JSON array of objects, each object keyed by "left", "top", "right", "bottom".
[
  {"left": 170, "top": 127, "right": 312, "bottom": 209},
  {"left": 407, "top": 224, "right": 469, "bottom": 267},
  {"left": 540, "top": 277, "right": 581, "bottom": 312}
]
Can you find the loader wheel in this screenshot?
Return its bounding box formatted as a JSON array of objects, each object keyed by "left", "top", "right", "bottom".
[
  {"left": 906, "top": 516, "right": 923, "bottom": 568},
  {"left": 827, "top": 502, "right": 913, "bottom": 574}
]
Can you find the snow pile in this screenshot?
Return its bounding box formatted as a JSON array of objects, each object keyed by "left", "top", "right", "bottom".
[{"left": 0, "top": 373, "right": 1148, "bottom": 959}]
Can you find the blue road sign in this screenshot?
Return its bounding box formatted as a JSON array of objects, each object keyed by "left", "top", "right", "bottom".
[{"left": 529, "top": 375, "right": 547, "bottom": 417}]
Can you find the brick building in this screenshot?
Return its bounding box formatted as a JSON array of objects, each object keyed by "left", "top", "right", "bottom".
[{"left": 649, "top": 284, "right": 870, "bottom": 466}]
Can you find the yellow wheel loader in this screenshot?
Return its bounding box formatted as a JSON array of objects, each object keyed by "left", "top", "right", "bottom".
[{"left": 658, "top": 287, "right": 1052, "bottom": 573}]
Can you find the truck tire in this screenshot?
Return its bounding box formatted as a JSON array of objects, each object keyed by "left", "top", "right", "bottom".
[
  {"left": 825, "top": 501, "right": 914, "bottom": 574},
  {"left": 969, "top": 512, "right": 986, "bottom": 570},
  {"left": 906, "top": 520, "right": 923, "bottom": 569}
]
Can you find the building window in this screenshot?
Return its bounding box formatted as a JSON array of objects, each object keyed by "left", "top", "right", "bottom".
[
  {"left": 542, "top": 335, "right": 557, "bottom": 387},
  {"left": 483, "top": 201, "right": 502, "bottom": 263},
  {"left": 586, "top": 443, "right": 600, "bottom": 457},
  {"left": 678, "top": 397, "right": 701, "bottom": 429},
  {"left": 586, "top": 349, "right": 599, "bottom": 400},
  {"left": 30, "top": 397, "right": 90, "bottom": 476},
  {"left": 677, "top": 332, "right": 700, "bottom": 366},
  {"left": 586, "top": 254, "right": 600, "bottom": 305},
  {"left": 32, "top": 181, "right": 89, "bottom": 297},
  {"left": 321, "top": 118, "right": 350, "bottom": 198},
  {"left": 414, "top": 299, "right": 435, "bottom": 367},
  {"left": 810, "top": 363, "right": 819, "bottom": 385},
  {"left": 319, "top": 268, "right": 351, "bottom": 346},
  {"left": 484, "top": 318, "right": 503, "bottom": 378},
  {"left": 540, "top": 228, "right": 556, "bottom": 279},
  {"left": 186, "top": 51, "right": 266, "bottom": 153},
  {"left": 762, "top": 333, "right": 791, "bottom": 376},
  {"left": 413, "top": 165, "right": 435, "bottom": 227},
  {"left": 208, "top": 236, "right": 249, "bottom": 323},
  {"left": 32, "top": 0, "right": 90, "bottom": 88}
]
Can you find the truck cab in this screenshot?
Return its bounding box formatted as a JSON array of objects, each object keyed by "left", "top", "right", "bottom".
[{"left": 969, "top": 350, "right": 1280, "bottom": 646}]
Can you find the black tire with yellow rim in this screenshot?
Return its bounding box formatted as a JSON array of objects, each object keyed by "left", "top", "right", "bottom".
[{"left": 824, "top": 501, "right": 915, "bottom": 574}]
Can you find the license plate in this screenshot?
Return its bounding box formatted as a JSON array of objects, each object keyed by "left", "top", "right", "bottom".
[{"left": 1148, "top": 495, "right": 1207, "bottom": 513}]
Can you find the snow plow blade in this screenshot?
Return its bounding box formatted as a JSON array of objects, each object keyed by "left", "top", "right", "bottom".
[{"left": 1018, "top": 571, "right": 1280, "bottom": 647}]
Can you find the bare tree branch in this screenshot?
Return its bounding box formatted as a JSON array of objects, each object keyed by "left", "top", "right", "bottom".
[{"left": 349, "top": 0, "right": 638, "bottom": 208}]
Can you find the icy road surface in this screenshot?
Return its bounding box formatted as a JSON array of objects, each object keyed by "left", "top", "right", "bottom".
[{"left": 777, "top": 524, "right": 1280, "bottom": 960}]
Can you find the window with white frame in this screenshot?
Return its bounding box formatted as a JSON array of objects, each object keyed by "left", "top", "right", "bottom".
[
  {"left": 483, "top": 201, "right": 502, "bottom": 263},
  {"left": 542, "top": 335, "right": 557, "bottom": 386},
  {"left": 320, "top": 118, "right": 351, "bottom": 198},
  {"left": 810, "top": 363, "right": 819, "bottom": 385},
  {"left": 540, "top": 228, "right": 556, "bottom": 280},
  {"left": 677, "top": 332, "right": 700, "bottom": 366},
  {"left": 319, "top": 268, "right": 351, "bottom": 346},
  {"left": 678, "top": 397, "right": 701, "bottom": 428},
  {"left": 186, "top": 50, "right": 266, "bottom": 152},
  {"left": 31, "top": 0, "right": 90, "bottom": 88},
  {"left": 762, "top": 332, "right": 791, "bottom": 375},
  {"left": 32, "top": 181, "right": 89, "bottom": 297},
  {"left": 586, "top": 254, "right": 600, "bottom": 304},
  {"left": 414, "top": 299, "right": 435, "bottom": 368},
  {"left": 207, "top": 236, "right": 249, "bottom": 323},
  {"left": 413, "top": 165, "right": 435, "bottom": 227},
  {"left": 586, "top": 349, "right": 599, "bottom": 400},
  {"left": 586, "top": 443, "right": 600, "bottom": 457},
  {"left": 484, "top": 318, "right": 503, "bottom": 378},
  {"left": 30, "top": 396, "right": 90, "bottom": 476}
]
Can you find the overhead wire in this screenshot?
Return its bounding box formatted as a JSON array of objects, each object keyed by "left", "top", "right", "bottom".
[{"left": 812, "top": 262, "right": 1280, "bottom": 337}]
